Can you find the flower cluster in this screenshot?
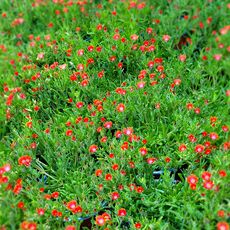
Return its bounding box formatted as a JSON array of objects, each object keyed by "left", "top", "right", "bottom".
[{"left": 0, "top": 0, "right": 229, "bottom": 229}]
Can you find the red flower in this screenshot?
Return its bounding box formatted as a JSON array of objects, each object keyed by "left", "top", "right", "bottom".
[
  {"left": 45, "top": 128, "right": 50, "bottom": 134},
  {"left": 95, "top": 215, "right": 105, "bottom": 226},
  {"left": 118, "top": 208, "right": 127, "bottom": 217},
  {"left": 77, "top": 49, "right": 84, "bottom": 56},
  {"left": 101, "top": 117, "right": 106, "bottom": 122},
  {"left": 48, "top": 22, "right": 53, "bottom": 28},
  {"left": 115, "top": 88, "right": 126, "bottom": 95},
  {"left": 204, "top": 148, "right": 212, "bottom": 155},
  {"left": 80, "top": 79, "right": 89, "bottom": 87},
  {"left": 20, "top": 221, "right": 37, "bottom": 230},
  {"left": 118, "top": 184, "right": 124, "bottom": 190},
  {"left": 210, "top": 116, "right": 217, "bottom": 123},
  {"left": 77, "top": 64, "right": 84, "bottom": 71},
  {"left": 72, "top": 206, "right": 82, "bottom": 214},
  {"left": 154, "top": 59, "right": 163, "bottom": 65},
  {"left": 121, "top": 37, "right": 126, "bottom": 43},
  {"left": 157, "top": 65, "right": 164, "bottom": 72},
  {"left": 109, "top": 153, "right": 115, "bottom": 158},
  {"left": 189, "top": 183, "right": 197, "bottom": 190},
  {"left": 216, "top": 222, "right": 229, "bottom": 230},
  {"left": 105, "top": 173, "right": 112, "bottom": 181},
  {"left": 115, "top": 130, "right": 122, "bottom": 138},
  {"left": 174, "top": 78, "right": 181, "bottom": 85},
  {"left": 139, "top": 147, "right": 147, "bottom": 156},
  {"left": 112, "top": 164, "right": 119, "bottom": 170},
  {"left": 120, "top": 170, "right": 126, "bottom": 176},
  {"left": 162, "top": 34, "right": 171, "bottom": 42},
  {"left": 209, "top": 132, "right": 219, "bottom": 140},
  {"left": 96, "top": 46, "right": 102, "bottom": 52},
  {"left": 165, "top": 157, "right": 171, "bottom": 163},
  {"left": 146, "top": 27, "right": 153, "bottom": 34},
  {"left": 136, "top": 186, "right": 144, "bottom": 193},
  {"left": 37, "top": 208, "right": 45, "bottom": 215},
  {"left": 111, "top": 191, "right": 120, "bottom": 200},
  {"left": 3, "top": 163, "right": 11, "bottom": 173},
  {"left": 142, "top": 139, "right": 147, "bottom": 144},
  {"left": 204, "top": 141, "right": 211, "bottom": 147},
  {"left": 203, "top": 181, "right": 214, "bottom": 190},
  {"left": 66, "top": 200, "right": 77, "bottom": 211},
  {"left": 76, "top": 101, "right": 84, "bottom": 108},
  {"left": 18, "top": 155, "right": 32, "bottom": 167},
  {"left": 116, "top": 103, "right": 126, "bottom": 112},
  {"left": 217, "top": 210, "right": 225, "bottom": 217},
  {"left": 148, "top": 60, "right": 154, "bottom": 68},
  {"left": 89, "top": 145, "right": 98, "bottom": 153},
  {"left": 201, "top": 172, "right": 212, "bottom": 181},
  {"left": 179, "top": 54, "right": 186, "bottom": 62},
  {"left": 128, "top": 183, "right": 136, "bottom": 191},
  {"left": 155, "top": 103, "right": 161, "bottom": 109},
  {"left": 121, "top": 142, "right": 129, "bottom": 151},
  {"left": 17, "top": 201, "right": 25, "bottom": 209},
  {"left": 187, "top": 174, "right": 198, "bottom": 185},
  {"left": 129, "top": 161, "right": 135, "bottom": 168},
  {"left": 30, "top": 142, "right": 36, "bottom": 150},
  {"left": 65, "top": 226, "right": 76, "bottom": 230},
  {"left": 0, "top": 169, "right": 5, "bottom": 176},
  {"left": 26, "top": 121, "right": 33, "bottom": 128},
  {"left": 118, "top": 62, "right": 123, "bottom": 69},
  {"left": 34, "top": 106, "right": 40, "bottom": 111},
  {"left": 97, "top": 71, "right": 104, "bottom": 78},
  {"left": 0, "top": 175, "right": 8, "bottom": 184},
  {"left": 222, "top": 125, "right": 229, "bottom": 132},
  {"left": 179, "top": 144, "right": 187, "bottom": 152},
  {"left": 128, "top": 134, "right": 138, "bottom": 142},
  {"left": 95, "top": 169, "right": 103, "bottom": 177},
  {"left": 51, "top": 191, "right": 59, "bottom": 199},
  {"left": 137, "top": 81, "right": 145, "bottom": 89},
  {"left": 57, "top": 211, "right": 62, "bottom": 217},
  {"left": 98, "top": 184, "right": 103, "bottom": 191},
  {"left": 202, "top": 131, "right": 208, "bottom": 137},
  {"left": 87, "top": 45, "right": 94, "bottom": 52},
  {"left": 213, "top": 54, "right": 222, "bottom": 61},
  {"left": 223, "top": 142, "right": 230, "bottom": 151},
  {"left": 0, "top": 167, "right": 4, "bottom": 175},
  {"left": 44, "top": 194, "right": 51, "bottom": 200},
  {"left": 218, "top": 170, "right": 227, "bottom": 177},
  {"left": 100, "top": 136, "right": 107, "bottom": 143},
  {"left": 32, "top": 133, "right": 38, "bottom": 139},
  {"left": 104, "top": 121, "right": 112, "bottom": 129},
  {"left": 102, "top": 212, "right": 111, "bottom": 222},
  {"left": 135, "top": 222, "right": 142, "bottom": 229},
  {"left": 66, "top": 130, "right": 73, "bottom": 136},
  {"left": 186, "top": 103, "right": 193, "bottom": 110},
  {"left": 147, "top": 157, "right": 157, "bottom": 164},
  {"left": 195, "top": 144, "right": 205, "bottom": 153},
  {"left": 130, "top": 34, "right": 138, "bottom": 41},
  {"left": 97, "top": 126, "right": 102, "bottom": 133},
  {"left": 66, "top": 200, "right": 82, "bottom": 213},
  {"left": 194, "top": 107, "right": 201, "bottom": 114},
  {"left": 123, "top": 127, "right": 133, "bottom": 136},
  {"left": 51, "top": 209, "right": 58, "bottom": 217}
]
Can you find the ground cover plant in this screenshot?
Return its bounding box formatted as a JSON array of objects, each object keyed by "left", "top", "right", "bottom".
[{"left": 0, "top": 0, "right": 230, "bottom": 229}]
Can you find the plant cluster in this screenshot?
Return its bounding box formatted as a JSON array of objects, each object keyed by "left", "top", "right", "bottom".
[{"left": 0, "top": 0, "right": 229, "bottom": 229}]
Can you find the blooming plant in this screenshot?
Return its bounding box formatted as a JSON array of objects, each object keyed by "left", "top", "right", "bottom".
[{"left": 0, "top": 0, "right": 229, "bottom": 229}]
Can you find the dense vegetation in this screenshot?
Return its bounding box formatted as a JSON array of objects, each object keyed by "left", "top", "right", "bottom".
[{"left": 0, "top": 0, "right": 229, "bottom": 229}]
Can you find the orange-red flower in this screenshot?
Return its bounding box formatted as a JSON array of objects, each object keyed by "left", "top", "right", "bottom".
[
  {"left": 116, "top": 103, "right": 125, "bottom": 112},
  {"left": 118, "top": 208, "right": 127, "bottom": 216},
  {"left": 18, "top": 156, "right": 32, "bottom": 167}
]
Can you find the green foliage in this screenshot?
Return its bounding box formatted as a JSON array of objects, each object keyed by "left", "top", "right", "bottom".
[{"left": 0, "top": 0, "right": 229, "bottom": 229}]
